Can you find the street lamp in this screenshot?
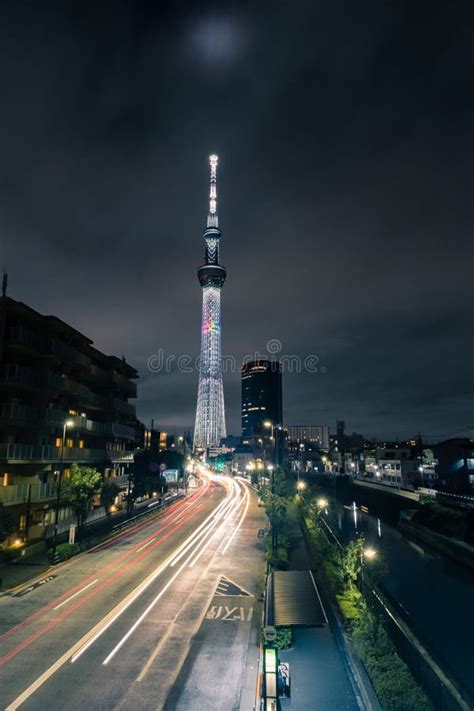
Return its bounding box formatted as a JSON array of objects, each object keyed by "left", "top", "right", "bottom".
[
  {"left": 363, "top": 546, "right": 377, "bottom": 560},
  {"left": 297, "top": 480, "right": 306, "bottom": 492},
  {"left": 264, "top": 420, "right": 282, "bottom": 467},
  {"left": 52, "top": 419, "right": 74, "bottom": 560}
]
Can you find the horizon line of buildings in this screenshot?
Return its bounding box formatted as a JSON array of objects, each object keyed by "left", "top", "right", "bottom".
[{"left": 1, "top": 293, "right": 472, "bottom": 545}]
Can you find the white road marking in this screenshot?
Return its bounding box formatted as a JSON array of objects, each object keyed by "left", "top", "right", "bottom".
[
  {"left": 136, "top": 538, "right": 156, "bottom": 553},
  {"left": 53, "top": 580, "right": 99, "bottom": 610}
]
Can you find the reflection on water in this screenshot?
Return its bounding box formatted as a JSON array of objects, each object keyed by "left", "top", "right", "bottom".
[{"left": 324, "top": 496, "right": 474, "bottom": 700}]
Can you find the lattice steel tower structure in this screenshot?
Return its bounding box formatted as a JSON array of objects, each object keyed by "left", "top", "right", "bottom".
[{"left": 193, "top": 155, "right": 227, "bottom": 449}]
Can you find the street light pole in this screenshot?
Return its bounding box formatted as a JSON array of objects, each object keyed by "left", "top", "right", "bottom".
[{"left": 52, "top": 419, "right": 73, "bottom": 560}]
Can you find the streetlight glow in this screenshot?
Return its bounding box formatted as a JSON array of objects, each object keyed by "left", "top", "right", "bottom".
[
  {"left": 363, "top": 546, "right": 377, "bottom": 560},
  {"left": 316, "top": 497, "right": 329, "bottom": 509}
]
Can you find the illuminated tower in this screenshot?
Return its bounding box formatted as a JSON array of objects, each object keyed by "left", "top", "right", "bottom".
[{"left": 193, "top": 155, "right": 227, "bottom": 449}]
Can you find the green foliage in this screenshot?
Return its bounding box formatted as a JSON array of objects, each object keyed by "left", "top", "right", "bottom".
[
  {"left": 61, "top": 464, "right": 102, "bottom": 530},
  {"left": 101, "top": 481, "right": 120, "bottom": 517},
  {"left": 301, "top": 499, "right": 432, "bottom": 711},
  {"left": 337, "top": 586, "right": 365, "bottom": 622},
  {"left": 276, "top": 627, "right": 293, "bottom": 649},
  {"left": 352, "top": 615, "right": 432, "bottom": 710},
  {"left": 340, "top": 537, "right": 365, "bottom": 586},
  {"left": 48, "top": 542, "right": 81, "bottom": 562},
  {"left": 264, "top": 533, "right": 289, "bottom": 569},
  {"left": 412, "top": 502, "right": 473, "bottom": 543}
]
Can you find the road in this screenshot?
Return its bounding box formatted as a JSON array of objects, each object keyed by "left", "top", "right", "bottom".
[{"left": 0, "top": 473, "right": 266, "bottom": 711}]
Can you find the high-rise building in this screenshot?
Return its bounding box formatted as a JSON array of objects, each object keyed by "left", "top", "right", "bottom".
[
  {"left": 241, "top": 359, "right": 282, "bottom": 441},
  {"left": 0, "top": 294, "right": 138, "bottom": 541},
  {"left": 193, "top": 156, "right": 226, "bottom": 449},
  {"left": 286, "top": 425, "right": 329, "bottom": 450}
]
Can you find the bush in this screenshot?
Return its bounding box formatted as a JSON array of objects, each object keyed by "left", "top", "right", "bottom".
[
  {"left": 48, "top": 542, "right": 81, "bottom": 562},
  {"left": 276, "top": 627, "right": 293, "bottom": 649},
  {"left": 301, "top": 501, "right": 433, "bottom": 711},
  {"left": 412, "top": 502, "right": 473, "bottom": 543}
]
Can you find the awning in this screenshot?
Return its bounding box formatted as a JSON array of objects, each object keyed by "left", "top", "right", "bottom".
[{"left": 265, "top": 570, "right": 328, "bottom": 628}]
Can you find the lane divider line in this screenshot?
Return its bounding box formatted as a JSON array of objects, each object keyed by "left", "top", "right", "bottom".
[{"left": 53, "top": 580, "right": 99, "bottom": 611}]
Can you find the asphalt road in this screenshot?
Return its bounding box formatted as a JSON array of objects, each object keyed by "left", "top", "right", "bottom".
[{"left": 0, "top": 473, "right": 265, "bottom": 711}]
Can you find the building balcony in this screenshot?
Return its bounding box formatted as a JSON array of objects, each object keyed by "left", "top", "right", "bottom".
[
  {"left": 112, "top": 399, "right": 136, "bottom": 417},
  {"left": 105, "top": 474, "right": 131, "bottom": 488},
  {"left": 111, "top": 372, "right": 137, "bottom": 398},
  {"left": 0, "top": 482, "right": 57, "bottom": 506},
  {"left": 0, "top": 403, "right": 136, "bottom": 441},
  {"left": 0, "top": 443, "right": 134, "bottom": 464}
]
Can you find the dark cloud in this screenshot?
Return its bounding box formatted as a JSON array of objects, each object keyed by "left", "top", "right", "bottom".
[{"left": 0, "top": 0, "right": 472, "bottom": 439}]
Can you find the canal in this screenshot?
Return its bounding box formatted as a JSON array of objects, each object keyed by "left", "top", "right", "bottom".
[{"left": 322, "top": 493, "right": 474, "bottom": 702}]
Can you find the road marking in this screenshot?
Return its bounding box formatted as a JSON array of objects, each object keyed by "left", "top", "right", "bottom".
[
  {"left": 53, "top": 580, "right": 99, "bottom": 610},
  {"left": 102, "top": 478, "right": 240, "bottom": 665},
  {"left": 205, "top": 604, "right": 253, "bottom": 622},
  {"left": 12, "top": 576, "right": 56, "bottom": 598},
  {"left": 215, "top": 575, "right": 253, "bottom": 597},
  {"left": 136, "top": 537, "right": 156, "bottom": 553}
]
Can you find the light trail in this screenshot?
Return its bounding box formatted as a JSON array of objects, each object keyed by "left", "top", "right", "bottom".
[
  {"left": 101, "top": 474, "right": 243, "bottom": 665},
  {"left": 71, "top": 474, "right": 234, "bottom": 664},
  {"left": 220, "top": 480, "right": 250, "bottom": 554},
  {"left": 0, "top": 483, "right": 208, "bottom": 646},
  {"left": 0, "top": 504, "right": 202, "bottom": 666},
  {"left": 3, "top": 472, "right": 252, "bottom": 710}
]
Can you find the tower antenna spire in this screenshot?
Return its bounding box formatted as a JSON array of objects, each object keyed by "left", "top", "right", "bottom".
[{"left": 207, "top": 154, "right": 218, "bottom": 228}]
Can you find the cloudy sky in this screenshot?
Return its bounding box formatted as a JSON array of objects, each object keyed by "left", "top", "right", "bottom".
[{"left": 0, "top": 1, "right": 472, "bottom": 439}]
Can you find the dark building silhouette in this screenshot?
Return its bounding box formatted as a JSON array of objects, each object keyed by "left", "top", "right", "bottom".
[
  {"left": 433, "top": 438, "right": 474, "bottom": 493},
  {"left": 241, "top": 359, "right": 282, "bottom": 441},
  {"left": 0, "top": 295, "right": 138, "bottom": 541}
]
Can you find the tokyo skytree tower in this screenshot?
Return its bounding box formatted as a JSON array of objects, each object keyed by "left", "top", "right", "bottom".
[{"left": 193, "top": 155, "right": 227, "bottom": 450}]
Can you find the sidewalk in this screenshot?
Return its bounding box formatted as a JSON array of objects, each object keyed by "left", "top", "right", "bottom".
[
  {"left": 0, "top": 549, "right": 51, "bottom": 593},
  {"left": 0, "top": 493, "right": 184, "bottom": 593},
  {"left": 278, "top": 512, "right": 377, "bottom": 711}
]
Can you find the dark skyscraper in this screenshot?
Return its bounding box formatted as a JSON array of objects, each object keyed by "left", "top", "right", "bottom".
[{"left": 241, "top": 359, "right": 282, "bottom": 441}]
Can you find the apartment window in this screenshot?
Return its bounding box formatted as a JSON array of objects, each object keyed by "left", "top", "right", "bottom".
[
  {"left": 66, "top": 438, "right": 74, "bottom": 448},
  {"left": 19, "top": 515, "right": 26, "bottom": 532},
  {"left": 55, "top": 437, "right": 62, "bottom": 448},
  {"left": 2, "top": 472, "right": 9, "bottom": 486},
  {"left": 79, "top": 440, "right": 85, "bottom": 449}
]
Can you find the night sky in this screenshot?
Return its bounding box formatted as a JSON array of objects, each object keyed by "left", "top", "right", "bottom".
[{"left": 0, "top": 2, "right": 472, "bottom": 440}]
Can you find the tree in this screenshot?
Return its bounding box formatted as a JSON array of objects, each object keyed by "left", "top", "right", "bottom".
[
  {"left": 61, "top": 464, "right": 102, "bottom": 532},
  {"left": 101, "top": 481, "right": 120, "bottom": 518}
]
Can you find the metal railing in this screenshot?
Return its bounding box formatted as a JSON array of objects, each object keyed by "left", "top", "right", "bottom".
[
  {"left": 0, "top": 443, "right": 135, "bottom": 463},
  {"left": 0, "top": 404, "right": 136, "bottom": 441},
  {"left": 0, "top": 482, "right": 56, "bottom": 505}
]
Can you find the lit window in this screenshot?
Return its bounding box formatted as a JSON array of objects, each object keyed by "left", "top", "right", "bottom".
[{"left": 55, "top": 437, "right": 62, "bottom": 448}]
